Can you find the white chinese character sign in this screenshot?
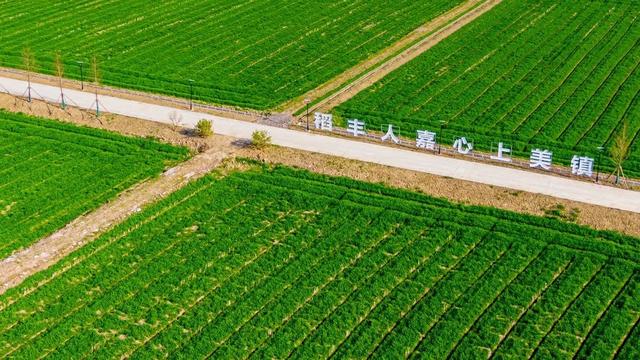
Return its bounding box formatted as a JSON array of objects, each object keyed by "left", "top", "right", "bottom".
[
  {"left": 314, "top": 112, "right": 333, "bottom": 131},
  {"left": 381, "top": 125, "right": 400, "bottom": 144},
  {"left": 453, "top": 137, "right": 473, "bottom": 154},
  {"left": 347, "top": 119, "right": 366, "bottom": 137},
  {"left": 490, "top": 142, "right": 512, "bottom": 162},
  {"left": 530, "top": 149, "right": 553, "bottom": 170},
  {"left": 571, "top": 155, "right": 594, "bottom": 177},
  {"left": 416, "top": 130, "right": 437, "bottom": 150}
]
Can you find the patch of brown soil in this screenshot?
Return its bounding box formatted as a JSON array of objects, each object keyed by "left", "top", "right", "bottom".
[{"left": 240, "top": 146, "right": 640, "bottom": 238}]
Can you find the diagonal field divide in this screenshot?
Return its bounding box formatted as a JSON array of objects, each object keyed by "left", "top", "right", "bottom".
[
  {"left": 0, "top": 147, "right": 231, "bottom": 296},
  {"left": 288, "top": 0, "right": 502, "bottom": 117}
]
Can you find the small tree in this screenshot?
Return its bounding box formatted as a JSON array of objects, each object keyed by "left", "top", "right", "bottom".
[
  {"left": 22, "top": 48, "right": 36, "bottom": 102},
  {"left": 609, "top": 122, "right": 632, "bottom": 185},
  {"left": 54, "top": 51, "right": 65, "bottom": 108},
  {"left": 251, "top": 130, "right": 271, "bottom": 149},
  {"left": 196, "top": 119, "right": 213, "bottom": 137}
]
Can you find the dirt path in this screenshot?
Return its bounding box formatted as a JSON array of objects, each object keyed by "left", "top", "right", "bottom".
[
  {"left": 1, "top": 0, "right": 494, "bottom": 121},
  {"left": 295, "top": 0, "right": 502, "bottom": 116},
  {"left": 0, "top": 142, "right": 233, "bottom": 295}
]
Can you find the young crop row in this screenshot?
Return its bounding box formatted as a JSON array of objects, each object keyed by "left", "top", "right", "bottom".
[
  {"left": 336, "top": 0, "right": 640, "bottom": 176},
  {"left": 0, "top": 162, "right": 638, "bottom": 358},
  {"left": 0, "top": 111, "right": 188, "bottom": 259},
  {"left": 0, "top": 0, "right": 464, "bottom": 109}
]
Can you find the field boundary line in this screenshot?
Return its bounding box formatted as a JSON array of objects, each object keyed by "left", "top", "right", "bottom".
[
  {"left": 294, "top": 0, "right": 502, "bottom": 116},
  {"left": 0, "top": 67, "right": 261, "bottom": 123},
  {"left": 366, "top": 227, "right": 494, "bottom": 358},
  {"left": 0, "top": 148, "right": 230, "bottom": 296},
  {"left": 446, "top": 245, "right": 553, "bottom": 357},
  {"left": 204, "top": 216, "right": 399, "bottom": 358}
]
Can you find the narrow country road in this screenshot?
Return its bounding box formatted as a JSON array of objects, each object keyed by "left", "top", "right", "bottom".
[{"left": 2, "top": 76, "right": 640, "bottom": 213}]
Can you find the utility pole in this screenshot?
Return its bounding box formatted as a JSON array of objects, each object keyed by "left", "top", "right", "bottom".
[
  {"left": 596, "top": 146, "right": 605, "bottom": 183},
  {"left": 188, "top": 79, "right": 194, "bottom": 110},
  {"left": 76, "top": 61, "right": 85, "bottom": 90},
  {"left": 439, "top": 120, "right": 446, "bottom": 154},
  {"left": 304, "top": 98, "right": 311, "bottom": 131}
]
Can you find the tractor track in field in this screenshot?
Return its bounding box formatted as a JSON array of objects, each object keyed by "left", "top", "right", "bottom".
[
  {"left": 0, "top": 146, "right": 232, "bottom": 296},
  {"left": 288, "top": 0, "right": 502, "bottom": 117}
]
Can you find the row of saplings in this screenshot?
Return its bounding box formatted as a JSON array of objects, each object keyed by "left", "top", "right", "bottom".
[{"left": 195, "top": 118, "right": 271, "bottom": 149}]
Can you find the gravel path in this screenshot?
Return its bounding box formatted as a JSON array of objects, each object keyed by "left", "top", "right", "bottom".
[{"left": 2, "top": 76, "right": 639, "bottom": 213}]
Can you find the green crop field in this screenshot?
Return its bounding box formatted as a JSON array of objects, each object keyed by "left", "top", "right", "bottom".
[
  {"left": 336, "top": 0, "right": 640, "bottom": 175},
  {"left": 0, "top": 111, "right": 188, "bottom": 258},
  {"left": 1, "top": 162, "right": 638, "bottom": 359},
  {"left": 0, "top": 0, "right": 464, "bottom": 109}
]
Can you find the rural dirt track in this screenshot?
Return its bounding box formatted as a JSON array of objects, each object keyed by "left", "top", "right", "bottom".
[
  {"left": 296, "top": 0, "right": 502, "bottom": 116},
  {"left": 0, "top": 145, "right": 231, "bottom": 295}
]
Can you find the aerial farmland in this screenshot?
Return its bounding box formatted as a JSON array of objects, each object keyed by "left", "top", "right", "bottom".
[{"left": 0, "top": 0, "right": 638, "bottom": 359}]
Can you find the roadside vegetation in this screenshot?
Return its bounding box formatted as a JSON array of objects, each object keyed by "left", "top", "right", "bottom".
[{"left": 250, "top": 130, "right": 272, "bottom": 149}]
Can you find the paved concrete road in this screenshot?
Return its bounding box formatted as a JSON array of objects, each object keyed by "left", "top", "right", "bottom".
[{"left": 2, "top": 77, "right": 639, "bottom": 213}]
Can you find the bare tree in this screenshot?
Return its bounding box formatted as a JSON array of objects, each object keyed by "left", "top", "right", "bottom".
[
  {"left": 169, "top": 111, "right": 183, "bottom": 131},
  {"left": 22, "top": 48, "right": 36, "bottom": 102},
  {"left": 609, "top": 122, "right": 632, "bottom": 185},
  {"left": 54, "top": 51, "right": 65, "bottom": 108}
]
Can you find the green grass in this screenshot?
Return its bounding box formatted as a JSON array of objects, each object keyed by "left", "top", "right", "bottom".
[
  {"left": 336, "top": 0, "right": 640, "bottom": 176},
  {"left": 0, "top": 110, "right": 189, "bottom": 258},
  {"left": 1, "top": 161, "right": 638, "bottom": 358},
  {"left": 0, "top": 0, "right": 464, "bottom": 110}
]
